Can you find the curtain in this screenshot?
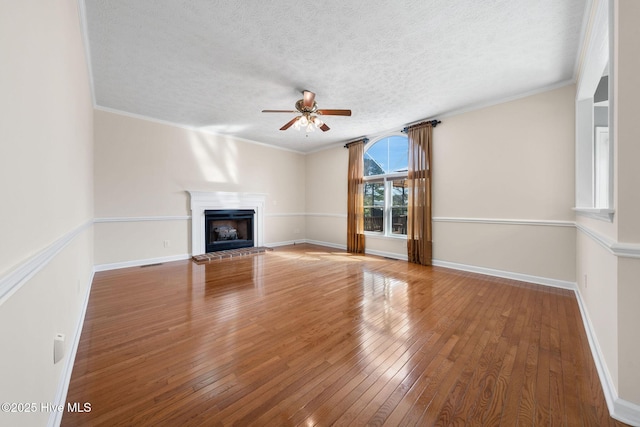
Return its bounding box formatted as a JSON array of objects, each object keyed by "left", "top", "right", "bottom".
[
  {"left": 346, "top": 140, "right": 365, "bottom": 253},
  {"left": 406, "top": 123, "right": 433, "bottom": 265}
]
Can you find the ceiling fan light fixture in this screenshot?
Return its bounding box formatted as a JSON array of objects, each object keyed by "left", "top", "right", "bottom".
[
  {"left": 306, "top": 122, "right": 315, "bottom": 132},
  {"left": 299, "top": 115, "right": 309, "bottom": 126}
]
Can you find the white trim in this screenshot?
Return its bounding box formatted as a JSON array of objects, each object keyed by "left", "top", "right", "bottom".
[
  {"left": 431, "top": 259, "right": 577, "bottom": 290},
  {"left": 304, "top": 239, "right": 347, "bottom": 251},
  {"left": 188, "top": 191, "right": 266, "bottom": 257},
  {"left": 264, "top": 213, "right": 307, "bottom": 218},
  {"left": 297, "top": 239, "right": 406, "bottom": 260},
  {"left": 364, "top": 232, "right": 407, "bottom": 241},
  {"left": 573, "top": 207, "right": 615, "bottom": 222},
  {"left": 76, "top": 0, "right": 96, "bottom": 107},
  {"left": 432, "top": 217, "right": 575, "bottom": 227},
  {"left": 0, "top": 220, "right": 93, "bottom": 305},
  {"left": 304, "top": 213, "right": 347, "bottom": 218},
  {"left": 573, "top": 0, "right": 596, "bottom": 81},
  {"left": 308, "top": 82, "right": 578, "bottom": 157},
  {"left": 576, "top": 222, "right": 615, "bottom": 251},
  {"left": 266, "top": 240, "right": 306, "bottom": 247},
  {"left": 574, "top": 285, "right": 640, "bottom": 426},
  {"left": 94, "top": 106, "right": 305, "bottom": 154},
  {"left": 437, "top": 80, "right": 576, "bottom": 120},
  {"left": 365, "top": 248, "right": 408, "bottom": 261},
  {"left": 576, "top": 222, "right": 640, "bottom": 258},
  {"left": 611, "top": 242, "right": 640, "bottom": 259},
  {"left": 576, "top": 0, "right": 609, "bottom": 100},
  {"left": 613, "top": 399, "right": 640, "bottom": 426},
  {"left": 94, "top": 254, "right": 191, "bottom": 272},
  {"left": 94, "top": 215, "right": 190, "bottom": 223},
  {"left": 48, "top": 269, "right": 95, "bottom": 427}
]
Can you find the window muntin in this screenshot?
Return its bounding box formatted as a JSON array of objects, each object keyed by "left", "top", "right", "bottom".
[
  {"left": 364, "top": 135, "right": 408, "bottom": 176},
  {"left": 363, "top": 135, "right": 408, "bottom": 236},
  {"left": 391, "top": 179, "right": 408, "bottom": 235},
  {"left": 364, "top": 181, "right": 384, "bottom": 232}
]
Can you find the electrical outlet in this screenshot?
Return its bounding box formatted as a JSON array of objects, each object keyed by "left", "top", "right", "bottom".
[
  {"left": 163, "top": 240, "right": 170, "bottom": 248},
  {"left": 54, "top": 334, "right": 65, "bottom": 364}
]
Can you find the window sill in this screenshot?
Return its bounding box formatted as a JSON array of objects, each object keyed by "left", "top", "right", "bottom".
[
  {"left": 573, "top": 207, "right": 615, "bottom": 222},
  {"left": 364, "top": 232, "right": 407, "bottom": 240}
]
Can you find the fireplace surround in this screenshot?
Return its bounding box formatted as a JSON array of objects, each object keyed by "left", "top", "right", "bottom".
[{"left": 188, "top": 191, "right": 266, "bottom": 256}]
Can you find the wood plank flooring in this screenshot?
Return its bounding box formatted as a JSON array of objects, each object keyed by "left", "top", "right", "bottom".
[{"left": 62, "top": 244, "right": 625, "bottom": 426}]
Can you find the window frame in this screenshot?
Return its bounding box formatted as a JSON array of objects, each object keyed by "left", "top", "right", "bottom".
[
  {"left": 573, "top": 0, "right": 615, "bottom": 222},
  {"left": 362, "top": 133, "right": 409, "bottom": 238}
]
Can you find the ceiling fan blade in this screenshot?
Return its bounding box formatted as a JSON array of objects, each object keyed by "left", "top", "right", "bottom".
[
  {"left": 319, "top": 123, "right": 330, "bottom": 132},
  {"left": 316, "top": 109, "right": 352, "bottom": 116},
  {"left": 262, "top": 109, "right": 298, "bottom": 113},
  {"left": 279, "top": 117, "right": 299, "bottom": 131},
  {"left": 302, "top": 90, "right": 315, "bottom": 109}
]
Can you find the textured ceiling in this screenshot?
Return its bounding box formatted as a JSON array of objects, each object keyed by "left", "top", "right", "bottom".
[{"left": 83, "top": 0, "right": 588, "bottom": 153}]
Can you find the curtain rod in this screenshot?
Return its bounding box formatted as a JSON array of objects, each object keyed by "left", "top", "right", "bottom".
[
  {"left": 402, "top": 119, "right": 441, "bottom": 133},
  {"left": 343, "top": 137, "right": 369, "bottom": 148},
  {"left": 342, "top": 118, "right": 441, "bottom": 148}
]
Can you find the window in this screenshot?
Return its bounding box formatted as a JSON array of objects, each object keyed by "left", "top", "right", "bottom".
[
  {"left": 363, "top": 135, "right": 408, "bottom": 236},
  {"left": 594, "top": 124, "right": 610, "bottom": 208},
  {"left": 574, "top": 0, "right": 614, "bottom": 221}
]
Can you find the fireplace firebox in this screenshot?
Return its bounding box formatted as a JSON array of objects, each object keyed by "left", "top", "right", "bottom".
[{"left": 204, "top": 209, "right": 255, "bottom": 252}]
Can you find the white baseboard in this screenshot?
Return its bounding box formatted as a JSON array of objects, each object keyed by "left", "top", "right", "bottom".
[
  {"left": 266, "top": 240, "right": 307, "bottom": 248},
  {"left": 431, "top": 259, "right": 577, "bottom": 290},
  {"left": 304, "top": 239, "right": 347, "bottom": 250},
  {"left": 48, "top": 269, "right": 95, "bottom": 427},
  {"left": 294, "top": 239, "right": 407, "bottom": 260},
  {"left": 613, "top": 399, "right": 640, "bottom": 426},
  {"left": 574, "top": 287, "right": 640, "bottom": 426},
  {"left": 365, "top": 248, "right": 408, "bottom": 261},
  {"left": 94, "top": 254, "right": 191, "bottom": 272}
]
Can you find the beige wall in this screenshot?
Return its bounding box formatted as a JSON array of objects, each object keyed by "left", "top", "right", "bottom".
[
  {"left": 433, "top": 85, "right": 576, "bottom": 282},
  {"left": 576, "top": 232, "right": 618, "bottom": 389},
  {"left": 618, "top": 258, "right": 640, "bottom": 403},
  {"left": 435, "top": 222, "right": 576, "bottom": 281},
  {"left": 93, "top": 110, "right": 307, "bottom": 265},
  {"left": 616, "top": 0, "right": 640, "bottom": 244},
  {"left": 0, "top": 1, "right": 94, "bottom": 426},
  {"left": 304, "top": 85, "right": 577, "bottom": 282},
  {"left": 0, "top": 1, "right": 93, "bottom": 275},
  {"left": 434, "top": 86, "right": 576, "bottom": 221},
  {"left": 305, "top": 146, "right": 347, "bottom": 247},
  {"left": 613, "top": 0, "right": 640, "bottom": 405},
  {"left": 574, "top": 0, "right": 640, "bottom": 414}
]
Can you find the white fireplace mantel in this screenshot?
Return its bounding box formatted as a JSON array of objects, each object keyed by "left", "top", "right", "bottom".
[{"left": 188, "top": 191, "right": 266, "bottom": 256}]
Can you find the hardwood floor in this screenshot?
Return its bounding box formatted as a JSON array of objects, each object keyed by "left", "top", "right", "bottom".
[{"left": 63, "top": 244, "right": 625, "bottom": 426}]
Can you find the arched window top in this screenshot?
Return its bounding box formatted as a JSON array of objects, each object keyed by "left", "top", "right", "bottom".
[{"left": 364, "top": 134, "right": 408, "bottom": 177}]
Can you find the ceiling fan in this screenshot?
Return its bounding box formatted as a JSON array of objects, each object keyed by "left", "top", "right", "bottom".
[{"left": 262, "top": 90, "right": 351, "bottom": 132}]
